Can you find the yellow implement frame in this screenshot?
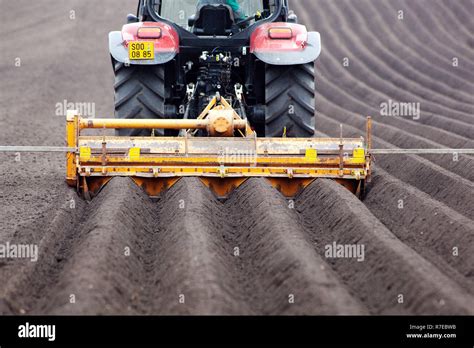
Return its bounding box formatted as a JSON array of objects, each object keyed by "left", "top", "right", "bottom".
[{"left": 65, "top": 100, "right": 372, "bottom": 199}]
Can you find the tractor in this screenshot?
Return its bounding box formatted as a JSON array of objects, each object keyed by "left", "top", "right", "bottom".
[
  {"left": 108, "top": 0, "right": 321, "bottom": 138},
  {"left": 62, "top": 0, "right": 370, "bottom": 200}
]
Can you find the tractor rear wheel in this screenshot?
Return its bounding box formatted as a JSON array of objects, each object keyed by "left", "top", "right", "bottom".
[
  {"left": 265, "top": 63, "right": 316, "bottom": 137},
  {"left": 114, "top": 61, "right": 166, "bottom": 136}
]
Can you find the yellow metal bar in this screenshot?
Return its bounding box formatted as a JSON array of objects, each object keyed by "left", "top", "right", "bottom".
[
  {"left": 79, "top": 118, "right": 247, "bottom": 130},
  {"left": 77, "top": 166, "right": 366, "bottom": 178},
  {"left": 366, "top": 116, "right": 372, "bottom": 182},
  {"left": 77, "top": 136, "right": 366, "bottom": 155},
  {"left": 196, "top": 96, "right": 217, "bottom": 120},
  {"left": 220, "top": 97, "right": 232, "bottom": 109},
  {"left": 66, "top": 111, "right": 78, "bottom": 186},
  {"left": 80, "top": 154, "right": 368, "bottom": 166}
]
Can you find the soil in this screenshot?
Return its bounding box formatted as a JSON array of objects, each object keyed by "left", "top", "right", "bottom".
[{"left": 0, "top": 0, "right": 473, "bottom": 314}]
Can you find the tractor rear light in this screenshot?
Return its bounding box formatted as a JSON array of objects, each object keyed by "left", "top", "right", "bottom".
[
  {"left": 122, "top": 22, "right": 180, "bottom": 54},
  {"left": 268, "top": 27, "right": 293, "bottom": 40},
  {"left": 137, "top": 27, "right": 162, "bottom": 39}
]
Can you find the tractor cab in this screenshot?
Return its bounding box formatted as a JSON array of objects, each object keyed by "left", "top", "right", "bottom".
[{"left": 189, "top": 1, "right": 236, "bottom": 36}]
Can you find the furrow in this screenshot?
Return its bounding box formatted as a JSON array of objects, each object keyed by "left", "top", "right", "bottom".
[
  {"left": 224, "top": 178, "right": 367, "bottom": 315},
  {"left": 316, "top": 111, "right": 474, "bottom": 219},
  {"left": 295, "top": 179, "right": 474, "bottom": 315}
]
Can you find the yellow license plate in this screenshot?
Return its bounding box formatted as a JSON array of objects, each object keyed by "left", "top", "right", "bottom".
[{"left": 129, "top": 41, "right": 155, "bottom": 60}]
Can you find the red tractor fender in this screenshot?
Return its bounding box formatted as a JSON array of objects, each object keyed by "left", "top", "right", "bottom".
[
  {"left": 109, "top": 22, "right": 179, "bottom": 65},
  {"left": 250, "top": 22, "right": 321, "bottom": 65}
]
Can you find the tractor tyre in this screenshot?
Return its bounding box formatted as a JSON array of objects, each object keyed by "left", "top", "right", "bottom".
[
  {"left": 265, "top": 63, "right": 316, "bottom": 137},
  {"left": 114, "top": 60, "right": 166, "bottom": 136}
]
